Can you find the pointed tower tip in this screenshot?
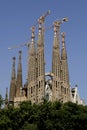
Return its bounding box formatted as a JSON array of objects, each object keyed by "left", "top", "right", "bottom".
[
  {"left": 61, "top": 32, "right": 66, "bottom": 37},
  {"left": 48, "top": 10, "right": 51, "bottom": 14},
  {"left": 13, "top": 57, "right": 16, "bottom": 60},
  {"left": 9, "top": 56, "right": 16, "bottom": 102},
  {"left": 18, "top": 50, "right": 22, "bottom": 60},
  {"left": 75, "top": 84, "right": 78, "bottom": 87},
  {"left": 19, "top": 50, "right": 22, "bottom": 54}
]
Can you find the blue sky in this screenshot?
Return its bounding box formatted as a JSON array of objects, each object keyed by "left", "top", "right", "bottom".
[{"left": 0, "top": 0, "right": 87, "bottom": 102}]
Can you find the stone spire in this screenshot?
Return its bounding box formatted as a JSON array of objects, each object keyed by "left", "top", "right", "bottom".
[
  {"left": 16, "top": 50, "right": 22, "bottom": 97},
  {"left": 28, "top": 26, "right": 37, "bottom": 103},
  {"left": 9, "top": 57, "right": 16, "bottom": 102},
  {"left": 61, "top": 32, "right": 70, "bottom": 102},
  {"left": 52, "top": 22, "right": 61, "bottom": 101},
  {"left": 61, "top": 32, "right": 69, "bottom": 83},
  {"left": 36, "top": 19, "right": 45, "bottom": 103}
]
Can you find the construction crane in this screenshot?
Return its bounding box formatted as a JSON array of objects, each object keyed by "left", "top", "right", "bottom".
[
  {"left": 8, "top": 26, "right": 36, "bottom": 50},
  {"left": 44, "top": 17, "right": 68, "bottom": 32},
  {"left": 8, "top": 42, "right": 30, "bottom": 50},
  {"left": 54, "top": 17, "right": 68, "bottom": 26},
  {"left": 34, "top": 10, "right": 50, "bottom": 27},
  {"left": 8, "top": 10, "right": 50, "bottom": 50},
  {"left": 8, "top": 17, "right": 68, "bottom": 50}
]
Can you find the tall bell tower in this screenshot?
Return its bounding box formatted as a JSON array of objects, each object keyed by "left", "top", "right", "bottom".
[
  {"left": 9, "top": 57, "right": 16, "bottom": 103},
  {"left": 27, "top": 27, "right": 37, "bottom": 103},
  {"left": 52, "top": 21, "right": 61, "bottom": 101},
  {"left": 52, "top": 18, "right": 70, "bottom": 103},
  {"left": 61, "top": 32, "right": 70, "bottom": 102},
  {"left": 16, "top": 51, "right": 22, "bottom": 97},
  {"left": 36, "top": 18, "right": 45, "bottom": 103}
]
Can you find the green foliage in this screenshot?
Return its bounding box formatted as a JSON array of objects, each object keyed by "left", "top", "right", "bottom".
[
  {"left": 0, "top": 101, "right": 87, "bottom": 130},
  {"left": 21, "top": 122, "right": 38, "bottom": 130},
  {"left": 0, "top": 94, "right": 3, "bottom": 109}
]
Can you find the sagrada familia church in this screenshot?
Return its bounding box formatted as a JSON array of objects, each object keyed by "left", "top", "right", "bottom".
[{"left": 5, "top": 11, "right": 84, "bottom": 107}]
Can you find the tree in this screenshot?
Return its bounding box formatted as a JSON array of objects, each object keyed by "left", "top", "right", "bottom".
[
  {"left": 0, "top": 94, "right": 3, "bottom": 109},
  {"left": 21, "top": 122, "right": 38, "bottom": 130},
  {"left": 0, "top": 101, "right": 87, "bottom": 129}
]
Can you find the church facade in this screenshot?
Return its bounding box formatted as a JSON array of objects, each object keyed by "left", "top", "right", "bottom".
[{"left": 9, "top": 16, "right": 71, "bottom": 107}]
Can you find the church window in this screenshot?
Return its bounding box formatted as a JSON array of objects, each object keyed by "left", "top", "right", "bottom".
[
  {"left": 39, "top": 81, "right": 40, "bottom": 88},
  {"left": 31, "top": 87, "right": 33, "bottom": 94},
  {"left": 56, "top": 81, "right": 57, "bottom": 88},
  {"left": 64, "top": 88, "right": 66, "bottom": 94}
]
